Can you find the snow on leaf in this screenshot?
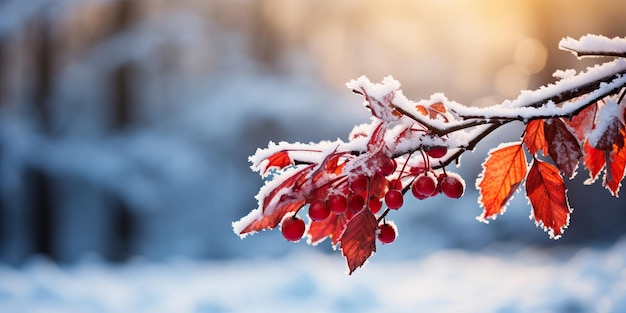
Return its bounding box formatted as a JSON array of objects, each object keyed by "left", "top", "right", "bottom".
[
  {"left": 604, "top": 141, "right": 626, "bottom": 196},
  {"left": 234, "top": 165, "right": 314, "bottom": 236},
  {"left": 544, "top": 118, "right": 582, "bottom": 179},
  {"left": 523, "top": 119, "right": 548, "bottom": 156},
  {"left": 346, "top": 76, "right": 402, "bottom": 122},
  {"left": 476, "top": 142, "right": 527, "bottom": 222},
  {"left": 235, "top": 199, "right": 306, "bottom": 237},
  {"left": 588, "top": 98, "right": 624, "bottom": 151},
  {"left": 525, "top": 159, "right": 572, "bottom": 239},
  {"left": 583, "top": 140, "right": 607, "bottom": 185},
  {"left": 307, "top": 212, "right": 348, "bottom": 247},
  {"left": 564, "top": 101, "right": 598, "bottom": 143},
  {"left": 367, "top": 121, "right": 387, "bottom": 151},
  {"left": 339, "top": 209, "right": 377, "bottom": 275},
  {"left": 324, "top": 152, "right": 349, "bottom": 175},
  {"left": 261, "top": 151, "right": 293, "bottom": 175},
  {"left": 416, "top": 101, "right": 448, "bottom": 121}
]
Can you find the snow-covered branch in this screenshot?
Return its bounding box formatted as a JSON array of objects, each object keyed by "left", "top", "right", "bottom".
[{"left": 237, "top": 34, "right": 626, "bottom": 274}]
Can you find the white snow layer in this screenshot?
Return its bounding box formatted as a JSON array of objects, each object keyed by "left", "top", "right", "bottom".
[
  {"left": 2, "top": 240, "right": 626, "bottom": 313},
  {"left": 560, "top": 34, "right": 626, "bottom": 57}
]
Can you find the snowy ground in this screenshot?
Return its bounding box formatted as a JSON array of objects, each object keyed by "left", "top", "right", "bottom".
[{"left": 2, "top": 239, "right": 626, "bottom": 313}]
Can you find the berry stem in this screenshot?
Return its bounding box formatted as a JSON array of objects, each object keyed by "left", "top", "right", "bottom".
[
  {"left": 377, "top": 208, "right": 390, "bottom": 223},
  {"left": 394, "top": 151, "right": 413, "bottom": 189}
]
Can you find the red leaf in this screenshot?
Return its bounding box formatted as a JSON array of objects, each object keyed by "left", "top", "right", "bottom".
[
  {"left": 239, "top": 200, "right": 306, "bottom": 236},
  {"left": 393, "top": 125, "right": 420, "bottom": 146},
  {"left": 308, "top": 213, "right": 348, "bottom": 247},
  {"left": 237, "top": 165, "right": 314, "bottom": 235},
  {"left": 544, "top": 118, "right": 582, "bottom": 179},
  {"left": 339, "top": 209, "right": 377, "bottom": 274},
  {"left": 523, "top": 119, "right": 548, "bottom": 156},
  {"left": 582, "top": 140, "right": 606, "bottom": 184},
  {"left": 325, "top": 153, "right": 349, "bottom": 175},
  {"left": 367, "top": 121, "right": 387, "bottom": 151},
  {"left": 604, "top": 143, "right": 626, "bottom": 196},
  {"left": 565, "top": 101, "right": 598, "bottom": 143},
  {"left": 262, "top": 151, "right": 293, "bottom": 175},
  {"left": 525, "top": 159, "right": 572, "bottom": 239},
  {"left": 476, "top": 142, "right": 527, "bottom": 221}
]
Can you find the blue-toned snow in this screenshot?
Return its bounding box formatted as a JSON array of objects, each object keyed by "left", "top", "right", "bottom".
[{"left": 2, "top": 240, "right": 626, "bottom": 313}]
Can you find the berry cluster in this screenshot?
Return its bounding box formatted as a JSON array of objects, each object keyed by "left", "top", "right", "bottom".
[{"left": 280, "top": 147, "right": 466, "bottom": 244}]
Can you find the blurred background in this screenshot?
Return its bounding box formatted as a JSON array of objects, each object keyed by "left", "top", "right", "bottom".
[{"left": 1, "top": 1, "right": 626, "bottom": 310}]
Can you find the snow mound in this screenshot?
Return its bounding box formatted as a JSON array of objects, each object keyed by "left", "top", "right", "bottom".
[{"left": 2, "top": 239, "right": 626, "bottom": 313}]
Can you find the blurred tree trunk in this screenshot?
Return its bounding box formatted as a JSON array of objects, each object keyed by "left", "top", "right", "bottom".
[
  {"left": 108, "top": 0, "right": 137, "bottom": 262},
  {"left": 29, "top": 16, "right": 56, "bottom": 260},
  {"left": 111, "top": 0, "right": 135, "bottom": 130}
]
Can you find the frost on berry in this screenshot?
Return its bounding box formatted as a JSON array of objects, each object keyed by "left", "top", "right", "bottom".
[
  {"left": 378, "top": 156, "right": 397, "bottom": 176},
  {"left": 412, "top": 172, "right": 438, "bottom": 198},
  {"left": 440, "top": 173, "right": 465, "bottom": 199},
  {"left": 377, "top": 222, "right": 397, "bottom": 244}
]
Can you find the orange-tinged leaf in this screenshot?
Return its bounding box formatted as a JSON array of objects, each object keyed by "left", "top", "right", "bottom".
[
  {"left": 604, "top": 144, "right": 626, "bottom": 196},
  {"left": 308, "top": 213, "right": 348, "bottom": 247},
  {"left": 583, "top": 140, "right": 606, "bottom": 184},
  {"left": 476, "top": 142, "right": 527, "bottom": 222},
  {"left": 339, "top": 209, "right": 377, "bottom": 274},
  {"left": 544, "top": 118, "right": 582, "bottom": 179},
  {"left": 416, "top": 102, "right": 448, "bottom": 121},
  {"left": 262, "top": 151, "right": 293, "bottom": 174},
  {"left": 525, "top": 159, "right": 572, "bottom": 239},
  {"left": 523, "top": 119, "right": 548, "bottom": 156}
]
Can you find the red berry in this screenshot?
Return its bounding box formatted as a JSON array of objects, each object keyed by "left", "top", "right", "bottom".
[
  {"left": 412, "top": 188, "right": 428, "bottom": 200},
  {"left": 349, "top": 175, "right": 369, "bottom": 193},
  {"left": 309, "top": 200, "right": 330, "bottom": 221},
  {"left": 377, "top": 223, "right": 396, "bottom": 244},
  {"left": 440, "top": 174, "right": 465, "bottom": 199},
  {"left": 328, "top": 194, "right": 348, "bottom": 215},
  {"left": 348, "top": 194, "right": 365, "bottom": 213},
  {"left": 378, "top": 157, "right": 397, "bottom": 176},
  {"left": 281, "top": 216, "right": 306, "bottom": 242},
  {"left": 427, "top": 147, "right": 448, "bottom": 158},
  {"left": 412, "top": 173, "right": 437, "bottom": 197},
  {"left": 368, "top": 196, "right": 382, "bottom": 214},
  {"left": 385, "top": 189, "right": 404, "bottom": 210}
]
